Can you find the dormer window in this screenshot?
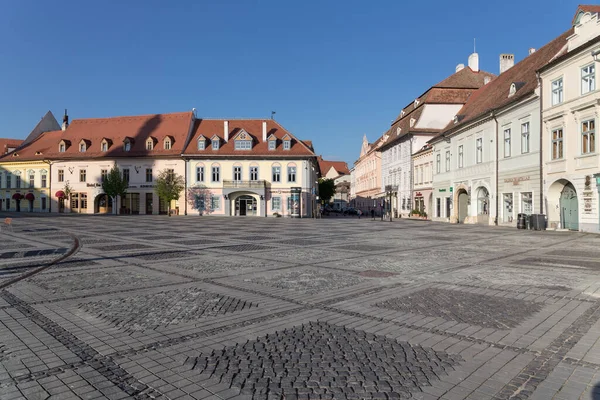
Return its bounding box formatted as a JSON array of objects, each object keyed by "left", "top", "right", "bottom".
[
  {"left": 100, "top": 138, "right": 112, "bottom": 152},
  {"left": 410, "top": 118, "right": 416, "bottom": 127},
  {"left": 211, "top": 137, "right": 220, "bottom": 150},
  {"left": 146, "top": 139, "right": 154, "bottom": 150},
  {"left": 282, "top": 134, "right": 292, "bottom": 150},
  {"left": 58, "top": 139, "right": 70, "bottom": 153},
  {"left": 163, "top": 136, "right": 174, "bottom": 150},
  {"left": 268, "top": 141, "right": 276, "bottom": 150},
  {"left": 396, "top": 127, "right": 401, "bottom": 136},
  {"left": 197, "top": 136, "right": 206, "bottom": 150},
  {"left": 414, "top": 99, "right": 420, "bottom": 107},
  {"left": 123, "top": 137, "right": 134, "bottom": 152},
  {"left": 79, "top": 140, "right": 90, "bottom": 153},
  {"left": 401, "top": 110, "right": 405, "bottom": 118},
  {"left": 102, "top": 142, "right": 108, "bottom": 152},
  {"left": 453, "top": 115, "right": 459, "bottom": 124},
  {"left": 509, "top": 83, "right": 516, "bottom": 97},
  {"left": 235, "top": 140, "right": 252, "bottom": 150}
]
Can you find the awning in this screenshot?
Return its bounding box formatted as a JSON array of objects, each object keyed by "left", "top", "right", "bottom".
[
  {"left": 55, "top": 190, "right": 65, "bottom": 198},
  {"left": 25, "top": 193, "right": 35, "bottom": 201},
  {"left": 12, "top": 193, "right": 23, "bottom": 200}
]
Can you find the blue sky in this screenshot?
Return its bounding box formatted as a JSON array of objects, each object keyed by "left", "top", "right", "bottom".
[{"left": 0, "top": 0, "right": 586, "bottom": 166}]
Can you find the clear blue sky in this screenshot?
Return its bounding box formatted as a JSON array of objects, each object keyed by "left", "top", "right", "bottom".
[{"left": 0, "top": 0, "right": 586, "bottom": 166}]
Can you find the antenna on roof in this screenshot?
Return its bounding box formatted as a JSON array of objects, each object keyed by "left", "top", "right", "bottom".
[{"left": 271, "top": 111, "right": 276, "bottom": 120}]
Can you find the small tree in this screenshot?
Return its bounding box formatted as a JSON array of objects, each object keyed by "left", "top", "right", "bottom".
[
  {"left": 187, "top": 184, "right": 213, "bottom": 216},
  {"left": 318, "top": 178, "right": 336, "bottom": 204},
  {"left": 101, "top": 166, "right": 128, "bottom": 214},
  {"left": 155, "top": 169, "right": 185, "bottom": 216},
  {"left": 62, "top": 181, "right": 73, "bottom": 200}
]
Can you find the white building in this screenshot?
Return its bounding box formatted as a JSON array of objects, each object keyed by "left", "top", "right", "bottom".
[{"left": 540, "top": 6, "right": 600, "bottom": 232}]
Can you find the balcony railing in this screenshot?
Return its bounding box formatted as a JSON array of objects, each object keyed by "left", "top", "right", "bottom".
[{"left": 223, "top": 180, "right": 266, "bottom": 189}]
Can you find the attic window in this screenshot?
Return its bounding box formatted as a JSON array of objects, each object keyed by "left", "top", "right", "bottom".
[
  {"left": 410, "top": 118, "right": 416, "bottom": 127},
  {"left": 509, "top": 83, "right": 517, "bottom": 97},
  {"left": 235, "top": 139, "right": 252, "bottom": 150},
  {"left": 414, "top": 99, "right": 420, "bottom": 107},
  {"left": 197, "top": 137, "right": 206, "bottom": 150},
  {"left": 102, "top": 142, "right": 108, "bottom": 152},
  {"left": 123, "top": 139, "right": 132, "bottom": 152},
  {"left": 12, "top": 152, "right": 18, "bottom": 157},
  {"left": 164, "top": 137, "right": 172, "bottom": 150},
  {"left": 268, "top": 140, "right": 276, "bottom": 150},
  {"left": 79, "top": 142, "right": 86, "bottom": 152},
  {"left": 396, "top": 127, "right": 401, "bottom": 136},
  {"left": 283, "top": 139, "right": 291, "bottom": 150},
  {"left": 401, "top": 110, "right": 405, "bottom": 118},
  {"left": 453, "top": 115, "right": 459, "bottom": 124},
  {"left": 59, "top": 143, "right": 65, "bottom": 152},
  {"left": 35, "top": 151, "right": 42, "bottom": 155},
  {"left": 212, "top": 138, "right": 220, "bottom": 150},
  {"left": 146, "top": 139, "right": 154, "bottom": 150}
]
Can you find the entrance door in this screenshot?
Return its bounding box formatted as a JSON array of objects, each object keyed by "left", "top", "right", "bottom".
[
  {"left": 58, "top": 198, "right": 65, "bottom": 213},
  {"left": 146, "top": 193, "right": 153, "bottom": 214},
  {"left": 458, "top": 191, "right": 468, "bottom": 223},
  {"left": 445, "top": 197, "right": 451, "bottom": 219},
  {"left": 239, "top": 199, "right": 247, "bottom": 216},
  {"left": 15, "top": 200, "right": 20, "bottom": 212},
  {"left": 97, "top": 195, "right": 112, "bottom": 214},
  {"left": 560, "top": 183, "right": 579, "bottom": 231},
  {"left": 236, "top": 195, "right": 256, "bottom": 216},
  {"left": 503, "top": 193, "right": 513, "bottom": 223},
  {"left": 28, "top": 200, "right": 33, "bottom": 212}
]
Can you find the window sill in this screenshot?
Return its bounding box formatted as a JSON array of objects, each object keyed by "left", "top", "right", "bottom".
[{"left": 575, "top": 152, "right": 597, "bottom": 159}]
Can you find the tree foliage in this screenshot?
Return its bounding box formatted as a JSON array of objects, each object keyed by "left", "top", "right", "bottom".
[
  {"left": 187, "top": 184, "right": 213, "bottom": 215},
  {"left": 318, "top": 178, "right": 336, "bottom": 203},
  {"left": 101, "top": 166, "right": 128, "bottom": 212},
  {"left": 62, "top": 181, "right": 73, "bottom": 200},
  {"left": 155, "top": 169, "right": 185, "bottom": 216}
]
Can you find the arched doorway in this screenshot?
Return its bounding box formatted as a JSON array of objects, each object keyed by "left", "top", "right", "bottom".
[
  {"left": 95, "top": 194, "right": 113, "bottom": 214},
  {"left": 25, "top": 193, "right": 34, "bottom": 212},
  {"left": 235, "top": 195, "right": 257, "bottom": 216},
  {"left": 457, "top": 189, "right": 468, "bottom": 223},
  {"left": 476, "top": 187, "right": 490, "bottom": 224},
  {"left": 560, "top": 183, "right": 579, "bottom": 231}
]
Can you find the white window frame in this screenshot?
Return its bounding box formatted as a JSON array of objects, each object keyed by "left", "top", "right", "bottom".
[
  {"left": 124, "top": 141, "right": 131, "bottom": 152},
  {"left": 504, "top": 128, "right": 511, "bottom": 158},
  {"left": 287, "top": 166, "right": 297, "bottom": 182},
  {"left": 80, "top": 169, "right": 86, "bottom": 183},
  {"left": 250, "top": 166, "right": 259, "bottom": 181},
  {"left": 272, "top": 196, "right": 281, "bottom": 211},
  {"left": 79, "top": 143, "right": 86, "bottom": 152},
  {"left": 283, "top": 140, "right": 291, "bottom": 150},
  {"left": 272, "top": 166, "right": 281, "bottom": 182},
  {"left": 197, "top": 140, "right": 205, "bottom": 150},
  {"left": 551, "top": 78, "right": 563, "bottom": 105},
  {"left": 212, "top": 139, "right": 220, "bottom": 150},
  {"left": 146, "top": 139, "right": 153, "bottom": 150},
  {"left": 268, "top": 140, "right": 276, "bottom": 150},
  {"left": 234, "top": 140, "right": 252, "bottom": 150},
  {"left": 210, "top": 195, "right": 221, "bottom": 210},
  {"left": 476, "top": 138, "right": 483, "bottom": 163},
  {"left": 582, "top": 119, "right": 595, "bottom": 154},
  {"left": 521, "top": 122, "right": 530, "bottom": 154},
  {"left": 59, "top": 143, "right": 65, "bottom": 152},
  {"left": 211, "top": 166, "right": 220, "bottom": 182},
  {"left": 102, "top": 142, "right": 108, "bottom": 152},
  {"left": 445, "top": 151, "right": 450, "bottom": 172},
  {"left": 582, "top": 64, "right": 595, "bottom": 95},
  {"left": 233, "top": 166, "right": 242, "bottom": 181},
  {"left": 551, "top": 128, "right": 563, "bottom": 160},
  {"left": 196, "top": 166, "right": 204, "bottom": 182},
  {"left": 436, "top": 154, "right": 441, "bottom": 173},
  {"left": 458, "top": 145, "right": 464, "bottom": 168}
]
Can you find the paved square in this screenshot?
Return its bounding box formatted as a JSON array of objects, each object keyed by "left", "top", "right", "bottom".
[{"left": 1, "top": 214, "right": 600, "bottom": 400}]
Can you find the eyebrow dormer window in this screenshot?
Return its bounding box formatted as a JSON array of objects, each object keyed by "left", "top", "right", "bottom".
[{"left": 212, "top": 139, "right": 220, "bottom": 150}]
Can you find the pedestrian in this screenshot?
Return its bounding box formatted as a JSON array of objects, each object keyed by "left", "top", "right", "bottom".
[
  {"left": 357, "top": 209, "right": 362, "bottom": 219},
  {"left": 371, "top": 209, "right": 375, "bottom": 220}
]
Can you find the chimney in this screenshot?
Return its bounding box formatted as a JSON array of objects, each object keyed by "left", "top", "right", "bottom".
[
  {"left": 484, "top": 76, "right": 492, "bottom": 85},
  {"left": 468, "top": 53, "right": 479, "bottom": 72},
  {"left": 455, "top": 63, "right": 465, "bottom": 73},
  {"left": 262, "top": 121, "right": 267, "bottom": 142},
  {"left": 529, "top": 48, "right": 536, "bottom": 55},
  {"left": 224, "top": 120, "right": 229, "bottom": 142},
  {"left": 62, "top": 109, "right": 69, "bottom": 131},
  {"left": 499, "top": 54, "right": 515, "bottom": 74}
]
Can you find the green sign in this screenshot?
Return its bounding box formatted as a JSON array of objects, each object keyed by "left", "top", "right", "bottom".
[
  {"left": 439, "top": 189, "right": 446, "bottom": 192},
  {"left": 450, "top": 187, "right": 453, "bottom": 192}
]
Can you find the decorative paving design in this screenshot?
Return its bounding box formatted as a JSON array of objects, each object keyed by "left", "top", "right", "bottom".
[
  {"left": 547, "top": 250, "right": 600, "bottom": 259},
  {"left": 214, "top": 244, "right": 275, "bottom": 252},
  {"left": 89, "top": 243, "right": 154, "bottom": 252},
  {"left": 276, "top": 238, "right": 323, "bottom": 246},
  {"left": 190, "top": 322, "right": 461, "bottom": 399},
  {"left": 249, "top": 270, "right": 364, "bottom": 294},
  {"left": 79, "top": 237, "right": 118, "bottom": 245},
  {"left": 129, "top": 250, "right": 196, "bottom": 261},
  {"left": 32, "top": 269, "right": 158, "bottom": 294},
  {"left": 515, "top": 257, "right": 600, "bottom": 270},
  {"left": 175, "top": 238, "right": 223, "bottom": 246},
  {"left": 333, "top": 244, "right": 391, "bottom": 252},
  {"left": 376, "top": 288, "right": 543, "bottom": 330},
  {"left": 79, "top": 287, "right": 257, "bottom": 331},
  {"left": 172, "top": 258, "right": 273, "bottom": 273},
  {"left": 357, "top": 270, "right": 398, "bottom": 278}
]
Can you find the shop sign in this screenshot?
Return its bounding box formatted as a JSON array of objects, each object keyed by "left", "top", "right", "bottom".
[
  {"left": 439, "top": 189, "right": 446, "bottom": 192},
  {"left": 583, "top": 190, "right": 594, "bottom": 213},
  {"left": 504, "top": 176, "right": 530, "bottom": 185},
  {"left": 415, "top": 192, "right": 422, "bottom": 197},
  {"left": 86, "top": 183, "right": 101, "bottom": 187}
]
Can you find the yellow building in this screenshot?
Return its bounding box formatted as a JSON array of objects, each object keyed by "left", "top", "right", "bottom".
[{"left": 0, "top": 159, "right": 52, "bottom": 212}]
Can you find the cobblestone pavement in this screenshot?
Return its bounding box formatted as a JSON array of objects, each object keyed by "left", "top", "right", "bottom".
[{"left": 1, "top": 215, "right": 600, "bottom": 399}]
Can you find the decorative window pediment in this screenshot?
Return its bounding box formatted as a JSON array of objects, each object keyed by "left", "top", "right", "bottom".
[
  {"left": 145, "top": 137, "right": 157, "bottom": 151},
  {"left": 282, "top": 134, "right": 292, "bottom": 150},
  {"left": 233, "top": 129, "right": 252, "bottom": 150},
  {"left": 163, "top": 135, "right": 174, "bottom": 150},
  {"left": 58, "top": 139, "right": 71, "bottom": 153},
  {"left": 123, "top": 137, "right": 134, "bottom": 152},
  {"left": 197, "top": 135, "right": 206, "bottom": 150},
  {"left": 211, "top": 134, "right": 220, "bottom": 150}
]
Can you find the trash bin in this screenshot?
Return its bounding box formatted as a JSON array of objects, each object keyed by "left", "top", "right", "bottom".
[
  {"left": 525, "top": 214, "right": 531, "bottom": 230},
  {"left": 531, "top": 214, "right": 546, "bottom": 231},
  {"left": 517, "top": 213, "right": 526, "bottom": 229}
]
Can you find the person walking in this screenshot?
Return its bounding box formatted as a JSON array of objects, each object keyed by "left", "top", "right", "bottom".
[
  {"left": 357, "top": 209, "right": 362, "bottom": 219},
  {"left": 371, "top": 209, "right": 375, "bottom": 220}
]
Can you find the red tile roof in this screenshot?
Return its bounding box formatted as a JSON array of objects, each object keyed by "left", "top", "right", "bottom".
[
  {"left": 183, "top": 119, "right": 315, "bottom": 157},
  {"left": 318, "top": 156, "right": 350, "bottom": 177},
  {"left": 0, "top": 138, "right": 24, "bottom": 155},
  {"left": 0, "top": 112, "right": 194, "bottom": 161},
  {"left": 573, "top": 5, "right": 600, "bottom": 24},
  {"left": 438, "top": 28, "right": 573, "bottom": 138}
]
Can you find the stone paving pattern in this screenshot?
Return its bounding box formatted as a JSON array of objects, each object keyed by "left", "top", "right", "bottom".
[{"left": 0, "top": 214, "right": 600, "bottom": 399}]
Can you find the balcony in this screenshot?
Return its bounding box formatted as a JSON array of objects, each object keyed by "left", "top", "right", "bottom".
[{"left": 223, "top": 180, "right": 266, "bottom": 189}]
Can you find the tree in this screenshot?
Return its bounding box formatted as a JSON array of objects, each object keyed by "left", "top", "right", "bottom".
[
  {"left": 62, "top": 181, "right": 73, "bottom": 200},
  {"left": 155, "top": 169, "right": 185, "bottom": 216},
  {"left": 187, "top": 184, "right": 213, "bottom": 216},
  {"left": 101, "top": 166, "right": 128, "bottom": 214},
  {"left": 318, "top": 178, "right": 336, "bottom": 204}
]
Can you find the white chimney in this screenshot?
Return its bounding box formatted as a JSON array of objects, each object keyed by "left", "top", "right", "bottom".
[
  {"left": 529, "top": 48, "right": 536, "bottom": 55},
  {"left": 262, "top": 121, "right": 267, "bottom": 142},
  {"left": 62, "top": 109, "right": 69, "bottom": 131},
  {"left": 499, "top": 54, "right": 515, "bottom": 74},
  {"left": 224, "top": 120, "right": 229, "bottom": 142},
  {"left": 468, "top": 53, "right": 479, "bottom": 72},
  {"left": 455, "top": 63, "right": 465, "bottom": 73}
]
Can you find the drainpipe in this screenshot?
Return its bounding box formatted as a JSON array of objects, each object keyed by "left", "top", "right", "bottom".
[
  {"left": 492, "top": 111, "right": 499, "bottom": 226},
  {"left": 182, "top": 156, "right": 188, "bottom": 215},
  {"left": 44, "top": 160, "right": 52, "bottom": 213},
  {"left": 537, "top": 72, "right": 544, "bottom": 215}
]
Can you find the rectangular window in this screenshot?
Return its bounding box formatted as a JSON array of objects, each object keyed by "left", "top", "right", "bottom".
[
  {"left": 212, "top": 166, "right": 220, "bottom": 182},
  {"left": 58, "top": 169, "right": 64, "bottom": 182},
  {"left": 552, "top": 128, "right": 563, "bottom": 159},
  {"left": 41, "top": 174, "right": 47, "bottom": 188},
  {"left": 79, "top": 143, "right": 85, "bottom": 152},
  {"left": 445, "top": 151, "right": 450, "bottom": 172},
  {"left": 29, "top": 174, "right": 34, "bottom": 188},
  {"left": 582, "top": 119, "right": 595, "bottom": 154},
  {"left": 476, "top": 138, "right": 483, "bottom": 163},
  {"left": 196, "top": 166, "right": 204, "bottom": 182},
  {"left": 522, "top": 192, "right": 533, "bottom": 215},
  {"left": 458, "top": 145, "right": 464, "bottom": 168},
  {"left": 146, "top": 141, "right": 153, "bottom": 150},
  {"left": 81, "top": 193, "right": 88, "bottom": 210},
  {"left": 59, "top": 143, "right": 65, "bottom": 152},
  {"left": 272, "top": 197, "right": 281, "bottom": 211},
  {"left": 521, "top": 122, "right": 530, "bottom": 154},
  {"left": 15, "top": 175, "right": 21, "bottom": 188},
  {"left": 552, "top": 78, "right": 563, "bottom": 105},
  {"left": 146, "top": 168, "right": 153, "bottom": 183},
  {"left": 41, "top": 197, "right": 46, "bottom": 210},
  {"left": 122, "top": 168, "right": 130, "bottom": 184},
  {"left": 272, "top": 166, "right": 281, "bottom": 182},
  {"left": 233, "top": 166, "right": 242, "bottom": 181},
  {"left": 268, "top": 141, "right": 276, "bottom": 150},
  {"left": 197, "top": 140, "right": 205, "bottom": 150},
  {"left": 101, "top": 169, "right": 108, "bottom": 182},
  {"left": 436, "top": 154, "right": 441, "bottom": 173},
  {"left": 102, "top": 142, "right": 108, "bottom": 152},
  {"left": 582, "top": 64, "right": 595, "bottom": 94},
  {"left": 234, "top": 140, "right": 252, "bottom": 150},
  {"left": 80, "top": 169, "right": 86, "bottom": 182},
  {"left": 6, "top": 174, "right": 11, "bottom": 189},
  {"left": 436, "top": 198, "right": 441, "bottom": 218},
  {"left": 287, "top": 166, "right": 296, "bottom": 182},
  {"left": 211, "top": 195, "right": 220, "bottom": 210},
  {"left": 250, "top": 166, "right": 258, "bottom": 181},
  {"left": 283, "top": 140, "right": 291, "bottom": 150},
  {"left": 504, "top": 128, "right": 511, "bottom": 157},
  {"left": 164, "top": 140, "right": 171, "bottom": 150},
  {"left": 212, "top": 140, "right": 219, "bottom": 150}
]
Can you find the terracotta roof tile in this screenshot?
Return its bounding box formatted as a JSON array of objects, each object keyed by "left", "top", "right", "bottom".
[
  {"left": 0, "top": 138, "right": 24, "bottom": 155},
  {"left": 317, "top": 156, "right": 350, "bottom": 176},
  {"left": 183, "top": 119, "right": 315, "bottom": 157},
  {"left": 574, "top": 5, "right": 600, "bottom": 24}
]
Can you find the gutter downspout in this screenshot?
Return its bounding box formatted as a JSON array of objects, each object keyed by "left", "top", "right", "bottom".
[
  {"left": 492, "top": 111, "right": 499, "bottom": 226},
  {"left": 182, "top": 155, "right": 188, "bottom": 215},
  {"left": 45, "top": 160, "right": 52, "bottom": 213},
  {"left": 537, "top": 72, "right": 544, "bottom": 215}
]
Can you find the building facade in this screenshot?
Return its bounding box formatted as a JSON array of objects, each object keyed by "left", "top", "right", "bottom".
[
  {"left": 540, "top": 8, "right": 600, "bottom": 232},
  {"left": 352, "top": 134, "right": 382, "bottom": 213},
  {"left": 183, "top": 119, "right": 318, "bottom": 218},
  {"left": 317, "top": 156, "right": 350, "bottom": 210},
  {"left": 412, "top": 145, "right": 433, "bottom": 217}
]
